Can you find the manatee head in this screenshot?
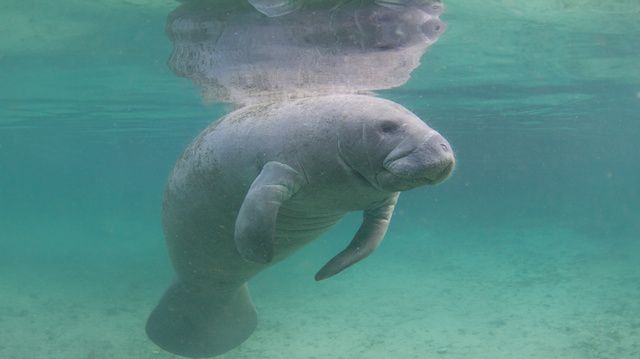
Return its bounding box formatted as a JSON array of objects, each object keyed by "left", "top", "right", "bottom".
[{"left": 337, "top": 97, "right": 455, "bottom": 192}]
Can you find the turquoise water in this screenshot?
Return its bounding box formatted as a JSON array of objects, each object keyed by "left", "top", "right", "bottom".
[{"left": 1, "top": 1, "right": 639, "bottom": 358}]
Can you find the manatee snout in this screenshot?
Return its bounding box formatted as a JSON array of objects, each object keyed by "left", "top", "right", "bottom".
[{"left": 383, "top": 131, "right": 455, "bottom": 185}]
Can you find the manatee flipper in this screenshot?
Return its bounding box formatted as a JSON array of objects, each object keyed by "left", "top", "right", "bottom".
[
  {"left": 146, "top": 281, "right": 257, "bottom": 358},
  {"left": 235, "top": 161, "right": 305, "bottom": 263},
  {"left": 315, "top": 193, "right": 399, "bottom": 281}
]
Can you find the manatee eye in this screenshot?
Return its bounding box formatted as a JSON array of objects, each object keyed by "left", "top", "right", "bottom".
[{"left": 380, "top": 121, "right": 399, "bottom": 133}]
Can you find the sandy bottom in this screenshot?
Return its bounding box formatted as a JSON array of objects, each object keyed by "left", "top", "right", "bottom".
[{"left": 1, "top": 219, "right": 639, "bottom": 359}]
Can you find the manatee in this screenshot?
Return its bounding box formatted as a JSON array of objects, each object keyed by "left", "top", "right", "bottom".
[{"left": 146, "top": 94, "right": 455, "bottom": 358}]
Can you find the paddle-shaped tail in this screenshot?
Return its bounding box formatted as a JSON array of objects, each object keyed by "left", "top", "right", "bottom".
[{"left": 146, "top": 281, "right": 257, "bottom": 358}]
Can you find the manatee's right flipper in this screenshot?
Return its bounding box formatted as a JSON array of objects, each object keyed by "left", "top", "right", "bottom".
[
  {"left": 146, "top": 282, "right": 257, "bottom": 358},
  {"left": 315, "top": 193, "right": 399, "bottom": 281},
  {"left": 235, "top": 161, "right": 305, "bottom": 263}
]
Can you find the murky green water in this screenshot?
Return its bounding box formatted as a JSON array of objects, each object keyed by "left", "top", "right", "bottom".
[{"left": 1, "top": 1, "right": 639, "bottom": 358}]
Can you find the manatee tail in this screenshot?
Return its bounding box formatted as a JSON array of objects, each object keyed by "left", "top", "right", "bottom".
[{"left": 146, "top": 281, "right": 257, "bottom": 358}]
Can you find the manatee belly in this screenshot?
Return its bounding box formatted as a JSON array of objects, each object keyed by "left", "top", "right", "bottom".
[
  {"left": 272, "top": 207, "right": 345, "bottom": 261},
  {"left": 163, "top": 194, "right": 345, "bottom": 285}
]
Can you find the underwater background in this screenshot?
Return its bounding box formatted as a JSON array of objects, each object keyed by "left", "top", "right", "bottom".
[{"left": 1, "top": 0, "right": 639, "bottom": 358}]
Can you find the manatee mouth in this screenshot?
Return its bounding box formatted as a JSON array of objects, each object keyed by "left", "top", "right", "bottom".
[
  {"left": 388, "top": 159, "right": 453, "bottom": 182},
  {"left": 376, "top": 169, "right": 435, "bottom": 191},
  {"left": 384, "top": 162, "right": 455, "bottom": 185},
  {"left": 380, "top": 156, "right": 454, "bottom": 191}
]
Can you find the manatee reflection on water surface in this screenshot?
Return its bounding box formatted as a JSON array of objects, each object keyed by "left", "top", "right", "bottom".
[{"left": 169, "top": 0, "right": 446, "bottom": 105}]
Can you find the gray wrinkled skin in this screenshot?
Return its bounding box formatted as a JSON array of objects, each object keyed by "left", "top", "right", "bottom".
[
  {"left": 146, "top": 94, "right": 454, "bottom": 357},
  {"left": 167, "top": 0, "right": 446, "bottom": 105}
]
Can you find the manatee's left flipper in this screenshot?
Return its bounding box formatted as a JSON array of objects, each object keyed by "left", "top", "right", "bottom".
[
  {"left": 315, "top": 193, "right": 400, "bottom": 281},
  {"left": 235, "top": 161, "right": 305, "bottom": 263}
]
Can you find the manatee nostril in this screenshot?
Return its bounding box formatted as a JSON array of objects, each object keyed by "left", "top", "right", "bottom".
[
  {"left": 425, "top": 132, "right": 451, "bottom": 154},
  {"left": 421, "top": 19, "right": 446, "bottom": 40}
]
